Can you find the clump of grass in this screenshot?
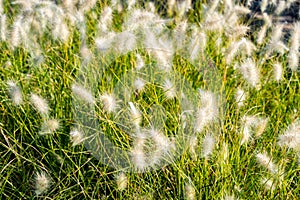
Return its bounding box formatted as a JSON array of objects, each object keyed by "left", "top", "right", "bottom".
[{"left": 0, "top": 0, "right": 299, "bottom": 199}]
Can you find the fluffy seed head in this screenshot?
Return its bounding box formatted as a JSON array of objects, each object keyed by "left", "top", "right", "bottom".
[
  {"left": 290, "top": 22, "right": 300, "bottom": 52},
  {"left": 256, "top": 152, "right": 278, "bottom": 174},
  {"left": 129, "top": 102, "right": 142, "bottom": 127},
  {"left": 261, "top": 177, "right": 276, "bottom": 191},
  {"left": 273, "top": 63, "right": 283, "bottom": 82},
  {"left": 115, "top": 172, "right": 128, "bottom": 191},
  {"left": 257, "top": 25, "right": 267, "bottom": 45},
  {"left": 189, "top": 31, "right": 206, "bottom": 61},
  {"left": 194, "top": 90, "right": 219, "bottom": 133},
  {"left": 34, "top": 171, "right": 51, "bottom": 195},
  {"left": 278, "top": 120, "right": 300, "bottom": 150},
  {"left": 130, "top": 144, "right": 147, "bottom": 172},
  {"left": 188, "top": 135, "right": 198, "bottom": 160},
  {"left": 201, "top": 133, "right": 215, "bottom": 159},
  {"left": 70, "top": 129, "right": 84, "bottom": 146},
  {"left": 239, "top": 58, "right": 260, "bottom": 88},
  {"left": 100, "top": 93, "right": 117, "bottom": 113},
  {"left": 260, "top": 0, "right": 268, "bottom": 12},
  {"left": 134, "top": 78, "right": 145, "bottom": 93},
  {"left": 135, "top": 53, "right": 144, "bottom": 70},
  {"left": 236, "top": 88, "right": 246, "bottom": 108},
  {"left": 288, "top": 51, "right": 299, "bottom": 71},
  {"left": 275, "top": 1, "right": 286, "bottom": 15},
  {"left": 71, "top": 84, "right": 94, "bottom": 104},
  {"left": 39, "top": 119, "right": 60, "bottom": 135},
  {"left": 163, "top": 79, "right": 176, "bottom": 99},
  {"left": 185, "top": 182, "right": 196, "bottom": 200},
  {"left": 0, "top": 14, "right": 6, "bottom": 41},
  {"left": 30, "top": 93, "right": 49, "bottom": 116},
  {"left": 7, "top": 80, "right": 23, "bottom": 105},
  {"left": 255, "top": 117, "right": 269, "bottom": 137},
  {"left": 240, "top": 115, "right": 257, "bottom": 145}
]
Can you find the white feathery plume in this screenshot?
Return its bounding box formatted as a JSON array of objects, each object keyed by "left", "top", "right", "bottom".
[
  {"left": 226, "top": 40, "right": 241, "bottom": 64},
  {"left": 78, "top": 0, "right": 97, "bottom": 13},
  {"left": 275, "top": 1, "right": 286, "bottom": 15},
  {"left": 208, "top": 0, "right": 220, "bottom": 13},
  {"left": 263, "top": 13, "right": 272, "bottom": 27},
  {"left": 239, "top": 58, "right": 260, "bottom": 88},
  {"left": 134, "top": 78, "right": 145, "bottom": 93},
  {"left": 100, "top": 93, "right": 117, "bottom": 113},
  {"left": 7, "top": 80, "right": 23, "bottom": 105},
  {"left": 278, "top": 120, "right": 300, "bottom": 150},
  {"left": 39, "top": 119, "right": 60, "bottom": 135},
  {"left": 135, "top": 53, "right": 145, "bottom": 70},
  {"left": 240, "top": 115, "right": 257, "bottom": 145},
  {"left": 176, "top": 0, "right": 191, "bottom": 17},
  {"left": 12, "top": 0, "right": 35, "bottom": 12},
  {"left": 130, "top": 132, "right": 147, "bottom": 172},
  {"left": 59, "top": 23, "right": 69, "bottom": 42},
  {"left": 221, "top": 142, "right": 229, "bottom": 163},
  {"left": 224, "top": 0, "right": 233, "bottom": 12},
  {"left": 225, "top": 11, "right": 239, "bottom": 28},
  {"left": 194, "top": 90, "right": 219, "bottom": 133},
  {"left": 173, "top": 20, "right": 188, "bottom": 49},
  {"left": 0, "top": 0, "right": 3, "bottom": 14},
  {"left": 115, "top": 172, "right": 128, "bottom": 191},
  {"left": 256, "top": 152, "right": 278, "bottom": 174},
  {"left": 273, "top": 63, "right": 283, "bottom": 82},
  {"left": 261, "top": 177, "right": 276, "bottom": 191},
  {"left": 189, "top": 31, "right": 206, "bottom": 61},
  {"left": 113, "top": 31, "right": 136, "bottom": 54},
  {"left": 234, "top": 5, "right": 251, "bottom": 14},
  {"left": 288, "top": 22, "right": 300, "bottom": 71},
  {"left": 236, "top": 88, "right": 246, "bottom": 108},
  {"left": 201, "top": 133, "right": 215, "bottom": 159},
  {"left": 204, "top": 11, "right": 224, "bottom": 32},
  {"left": 146, "top": 2, "right": 155, "bottom": 13},
  {"left": 239, "top": 37, "right": 256, "bottom": 56},
  {"left": 255, "top": 117, "right": 269, "bottom": 137},
  {"left": 98, "top": 6, "right": 113, "bottom": 32},
  {"left": 128, "top": 102, "right": 142, "bottom": 127},
  {"left": 124, "top": 9, "right": 159, "bottom": 31},
  {"left": 95, "top": 32, "right": 116, "bottom": 52},
  {"left": 265, "top": 24, "right": 288, "bottom": 56},
  {"left": 288, "top": 51, "right": 299, "bottom": 71},
  {"left": 62, "top": 0, "right": 76, "bottom": 12},
  {"left": 35, "top": 171, "right": 51, "bottom": 195},
  {"left": 111, "top": 0, "right": 118, "bottom": 8},
  {"left": 230, "top": 25, "right": 250, "bottom": 39},
  {"left": 0, "top": 14, "right": 6, "bottom": 41},
  {"left": 188, "top": 135, "right": 198, "bottom": 160},
  {"left": 167, "top": 0, "right": 176, "bottom": 15},
  {"left": 80, "top": 43, "right": 92, "bottom": 64},
  {"left": 260, "top": 0, "right": 268, "bottom": 13},
  {"left": 70, "top": 129, "right": 84, "bottom": 146},
  {"left": 163, "top": 79, "right": 176, "bottom": 99},
  {"left": 127, "top": 0, "right": 136, "bottom": 10},
  {"left": 10, "top": 16, "right": 23, "bottom": 48},
  {"left": 240, "top": 115, "right": 268, "bottom": 144},
  {"left": 149, "top": 128, "right": 174, "bottom": 167},
  {"left": 271, "top": 24, "right": 284, "bottom": 43},
  {"left": 257, "top": 25, "right": 267, "bottom": 45},
  {"left": 71, "top": 84, "right": 95, "bottom": 104},
  {"left": 30, "top": 93, "right": 49, "bottom": 116},
  {"left": 185, "top": 182, "right": 196, "bottom": 200},
  {"left": 149, "top": 128, "right": 171, "bottom": 153}
]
